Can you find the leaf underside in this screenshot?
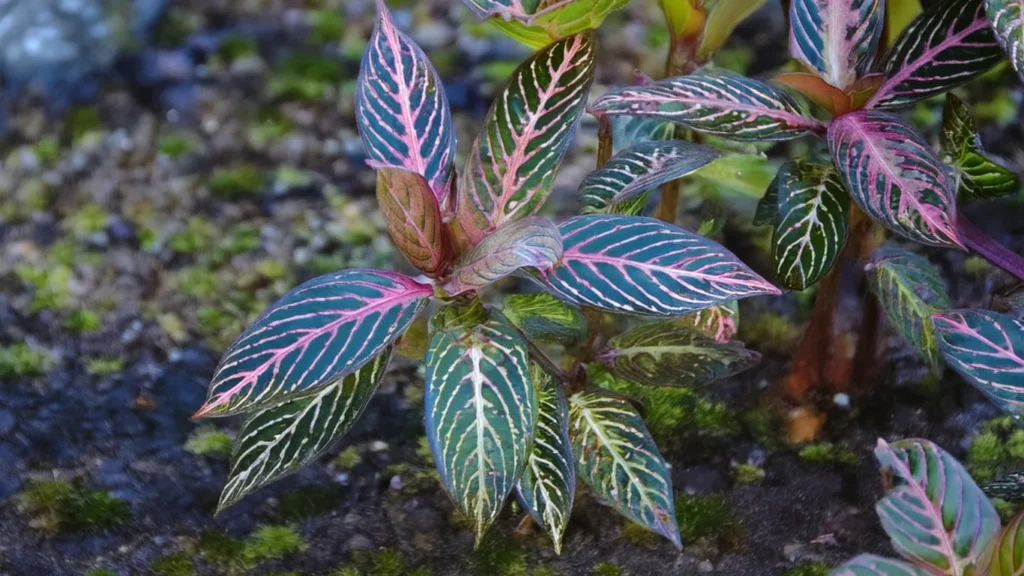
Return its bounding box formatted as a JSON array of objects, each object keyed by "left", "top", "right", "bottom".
[
  {"left": 376, "top": 168, "right": 451, "bottom": 277},
  {"left": 444, "top": 217, "right": 563, "bottom": 295}
]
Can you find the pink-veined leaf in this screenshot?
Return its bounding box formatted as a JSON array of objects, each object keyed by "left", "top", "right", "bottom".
[
  {"left": 789, "top": 0, "right": 885, "bottom": 90},
  {"left": 828, "top": 555, "right": 935, "bottom": 575},
  {"left": 532, "top": 215, "right": 781, "bottom": 317},
  {"left": 873, "top": 438, "right": 1001, "bottom": 574},
  {"left": 376, "top": 168, "right": 451, "bottom": 277},
  {"left": 444, "top": 217, "right": 563, "bottom": 295},
  {"left": 588, "top": 69, "right": 826, "bottom": 142},
  {"left": 194, "top": 270, "right": 432, "bottom": 418},
  {"left": 828, "top": 110, "right": 964, "bottom": 249},
  {"left": 932, "top": 309, "right": 1024, "bottom": 417},
  {"left": 986, "top": 0, "right": 1024, "bottom": 82},
  {"left": 454, "top": 31, "right": 596, "bottom": 247},
  {"left": 682, "top": 302, "right": 739, "bottom": 343},
  {"left": 867, "top": 0, "right": 1003, "bottom": 110},
  {"left": 356, "top": 0, "right": 457, "bottom": 201}
]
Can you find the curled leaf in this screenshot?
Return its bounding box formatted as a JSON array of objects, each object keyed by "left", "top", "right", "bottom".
[{"left": 444, "top": 217, "right": 563, "bottom": 295}]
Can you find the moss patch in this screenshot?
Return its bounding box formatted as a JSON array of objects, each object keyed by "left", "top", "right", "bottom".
[
  {"left": 276, "top": 486, "right": 343, "bottom": 520},
  {"left": 333, "top": 445, "right": 363, "bottom": 470},
  {"left": 17, "top": 479, "right": 130, "bottom": 532},
  {"left": 675, "top": 493, "right": 744, "bottom": 552},
  {"left": 0, "top": 343, "right": 53, "bottom": 379},
  {"left": 241, "top": 525, "right": 308, "bottom": 563},
  {"left": 86, "top": 357, "right": 124, "bottom": 377},
  {"left": 209, "top": 166, "right": 265, "bottom": 199},
  {"left": 592, "top": 562, "right": 622, "bottom": 576},
  {"left": 150, "top": 552, "right": 196, "bottom": 576},
  {"left": 197, "top": 530, "right": 244, "bottom": 570},
  {"left": 798, "top": 442, "right": 858, "bottom": 467},
  {"left": 785, "top": 562, "right": 830, "bottom": 576},
  {"left": 185, "top": 426, "right": 233, "bottom": 459},
  {"left": 470, "top": 536, "right": 529, "bottom": 576},
  {"left": 968, "top": 417, "right": 1024, "bottom": 483}
]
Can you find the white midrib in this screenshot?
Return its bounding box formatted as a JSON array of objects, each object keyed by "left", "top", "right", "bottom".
[
  {"left": 470, "top": 345, "right": 489, "bottom": 529},
  {"left": 579, "top": 402, "right": 654, "bottom": 512}
]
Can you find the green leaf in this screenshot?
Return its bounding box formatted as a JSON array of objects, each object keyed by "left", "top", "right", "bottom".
[
  {"left": 515, "top": 366, "right": 575, "bottom": 554},
  {"left": 661, "top": 0, "right": 704, "bottom": 40},
  {"left": 984, "top": 0, "right": 1024, "bottom": 83},
  {"left": 771, "top": 161, "right": 850, "bottom": 291},
  {"left": 455, "top": 32, "right": 596, "bottom": 247},
  {"left": 578, "top": 140, "right": 719, "bottom": 215},
  {"left": 443, "top": 217, "right": 562, "bottom": 296},
  {"left": 753, "top": 171, "right": 780, "bottom": 226},
  {"left": 940, "top": 93, "right": 1020, "bottom": 200},
  {"left": 485, "top": 0, "right": 630, "bottom": 49},
  {"left": 424, "top": 302, "right": 537, "bottom": 545},
  {"left": 376, "top": 168, "right": 451, "bottom": 277},
  {"left": 867, "top": 246, "right": 951, "bottom": 369},
  {"left": 983, "top": 510, "right": 1024, "bottom": 575},
  {"left": 828, "top": 555, "right": 934, "bottom": 575},
  {"left": 610, "top": 115, "right": 674, "bottom": 155},
  {"left": 873, "top": 438, "right": 1001, "bottom": 574},
  {"left": 218, "top": 347, "right": 393, "bottom": 512},
  {"left": 692, "top": 152, "right": 779, "bottom": 199},
  {"left": 396, "top": 315, "right": 429, "bottom": 360},
  {"left": 698, "top": 0, "right": 769, "bottom": 60},
  {"left": 599, "top": 320, "right": 760, "bottom": 387},
  {"left": 680, "top": 302, "right": 739, "bottom": 343},
  {"left": 698, "top": 199, "right": 727, "bottom": 237},
  {"left": 569, "top": 389, "right": 681, "bottom": 549},
  {"left": 502, "top": 293, "right": 588, "bottom": 346}
]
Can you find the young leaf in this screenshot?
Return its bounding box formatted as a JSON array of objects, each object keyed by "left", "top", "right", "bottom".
[
  {"left": 829, "top": 555, "right": 935, "bottom": 575},
  {"left": 487, "top": 0, "right": 630, "bottom": 49},
  {"left": 868, "top": 0, "right": 1003, "bottom": 110},
  {"left": 681, "top": 302, "right": 739, "bottom": 343},
  {"left": 569, "top": 389, "right": 681, "bottom": 549},
  {"left": 599, "top": 320, "right": 760, "bottom": 387},
  {"left": 940, "top": 93, "right": 1020, "bottom": 200},
  {"left": 376, "top": 168, "right": 451, "bottom": 277},
  {"left": 771, "top": 161, "right": 850, "bottom": 291},
  {"left": 533, "top": 214, "right": 781, "bottom": 317},
  {"left": 196, "top": 270, "right": 432, "bottom": 418},
  {"left": 932, "top": 309, "right": 1024, "bottom": 416},
  {"left": 217, "top": 347, "right": 393, "bottom": 512},
  {"left": 789, "top": 0, "right": 885, "bottom": 90},
  {"left": 515, "top": 366, "right": 575, "bottom": 554},
  {"left": 588, "top": 69, "right": 825, "bottom": 143},
  {"left": 828, "top": 110, "right": 964, "bottom": 249},
  {"left": 698, "top": 0, "right": 769, "bottom": 60},
  {"left": 461, "top": 0, "right": 543, "bottom": 20},
  {"left": 356, "top": 0, "right": 456, "bottom": 200},
  {"left": 578, "top": 140, "right": 720, "bottom": 214},
  {"left": 867, "top": 246, "right": 951, "bottom": 368},
  {"left": 424, "top": 302, "right": 537, "bottom": 545},
  {"left": 503, "top": 293, "right": 588, "bottom": 346},
  {"left": 661, "top": 0, "right": 705, "bottom": 41},
  {"left": 443, "top": 217, "right": 562, "bottom": 296},
  {"left": 982, "top": 511, "right": 1024, "bottom": 575},
  {"left": 873, "top": 438, "right": 1001, "bottom": 574},
  {"left": 455, "top": 32, "right": 596, "bottom": 246},
  {"left": 985, "top": 0, "right": 1024, "bottom": 82}
]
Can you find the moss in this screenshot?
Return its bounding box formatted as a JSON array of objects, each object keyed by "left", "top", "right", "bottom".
[
  {"left": 416, "top": 436, "right": 434, "bottom": 467},
  {"left": 255, "top": 259, "right": 292, "bottom": 283},
  {"left": 309, "top": 9, "right": 344, "bottom": 43},
  {"left": 34, "top": 137, "right": 60, "bottom": 165},
  {"left": 209, "top": 166, "right": 264, "bottom": 199},
  {"left": 741, "top": 401, "right": 784, "bottom": 451},
  {"left": 532, "top": 567, "right": 562, "bottom": 576},
  {"left": 592, "top": 562, "right": 622, "bottom": 576},
  {"left": 675, "top": 493, "right": 744, "bottom": 551},
  {"left": 17, "top": 479, "right": 76, "bottom": 520},
  {"left": 622, "top": 521, "right": 658, "bottom": 546},
  {"left": 962, "top": 256, "right": 993, "bottom": 278},
  {"left": 268, "top": 53, "right": 342, "bottom": 101},
  {"left": 277, "top": 486, "right": 343, "bottom": 520},
  {"left": 216, "top": 34, "right": 257, "bottom": 63},
  {"left": 974, "top": 88, "right": 1017, "bottom": 125},
  {"left": 969, "top": 430, "right": 1006, "bottom": 483},
  {"left": 329, "top": 568, "right": 361, "bottom": 576},
  {"left": 1007, "top": 429, "right": 1024, "bottom": 461},
  {"left": 185, "top": 426, "right": 232, "bottom": 458},
  {"left": 241, "top": 525, "right": 308, "bottom": 563},
  {"left": 63, "top": 490, "right": 130, "bottom": 531},
  {"left": 785, "top": 562, "right": 830, "bottom": 576},
  {"left": 86, "top": 357, "right": 124, "bottom": 377},
  {"left": 177, "top": 266, "right": 219, "bottom": 301},
  {"left": 798, "top": 443, "right": 858, "bottom": 467},
  {"left": 734, "top": 463, "right": 765, "bottom": 484},
  {"left": 158, "top": 133, "right": 194, "bottom": 159},
  {"left": 67, "top": 107, "right": 102, "bottom": 143},
  {"left": 0, "top": 343, "right": 54, "bottom": 379},
  {"left": 739, "top": 312, "right": 801, "bottom": 355},
  {"left": 470, "top": 536, "right": 528, "bottom": 576},
  {"left": 64, "top": 309, "right": 101, "bottom": 333},
  {"left": 151, "top": 552, "right": 196, "bottom": 576},
  {"left": 67, "top": 203, "right": 111, "bottom": 237},
  {"left": 993, "top": 498, "right": 1021, "bottom": 523},
  {"left": 197, "top": 530, "right": 244, "bottom": 570},
  {"left": 211, "top": 223, "right": 262, "bottom": 264},
  {"left": 369, "top": 548, "right": 411, "bottom": 576},
  {"left": 249, "top": 110, "right": 295, "bottom": 147},
  {"left": 16, "top": 263, "right": 72, "bottom": 311},
  {"left": 169, "top": 217, "right": 220, "bottom": 255},
  {"left": 334, "top": 445, "right": 363, "bottom": 470}
]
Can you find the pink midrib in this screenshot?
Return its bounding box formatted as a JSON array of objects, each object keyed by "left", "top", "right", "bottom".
[
  {"left": 935, "top": 314, "right": 1024, "bottom": 368},
  {"left": 203, "top": 285, "right": 429, "bottom": 413},
  {"left": 382, "top": 13, "right": 428, "bottom": 182}
]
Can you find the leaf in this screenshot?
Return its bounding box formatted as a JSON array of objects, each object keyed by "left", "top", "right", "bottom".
[
  {"left": 867, "top": 246, "right": 951, "bottom": 368},
  {"left": 515, "top": 366, "right": 575, "bottom": 554},
  {"left": 885, "top": 0, "right": 923, "bottom": 49},
  {"left": 376, "top": 168, "right": 451, "bottom": 277},
  {"left": 610, "top": 116, "right": 674, "bottom": 155},
  {"left": 932, "top": 309, "right": 1024, "bottom": 416},
  {"left": 985, "top": 0, "right": 1024, "bottom": 82},
  {"left": 599, "top": 320, "right": 760, "bottom": 387},
  {"left": 698, "top": 0, "right": 769, "bottom": 60},
  {"left": 195, "top": 270, "right": 432, "bottom": 418},
  {"left": 661, "top": 0, "right": 705, "bottom": 40},
  {"left": 503, "top": 293, "right": 588, "bottom": 346},
  {"left": 217, "top": 347, "right": 393, "bottom": 512},
  {"left": 940, "top": 93, "right": 1020, "bottom": 200},
  {"left": 455, "top": 32, "right": 596, "bottom": 246},
  {"left": 588, "top": 69, "right": 825, "bottom": 142},
  {"left": 828, "top": 554, "right": 935, "bottom": 575},
  {"left": 533, "top": 214, "right": 781, "bottom": 317},
  {"left": 396, "top": 315, "right": 429, "bottom": 360},
  {"left": 771, "top": 161, "right": 850, "bottom": 290},
  {"left": 984, "top": 472, "right": 1024, "bottom": 501},
  {"left": 698, "top": 199, "right": 727, "bottom": 237},
  {"left": 356, "top": 0, "right": 456, "bottom": 200},
  {"left": 873, "top": 438, "right": 1001, "bottom": 574},
  {"left": 444, "top": 217, "right": 563, "bottom": 296},
  {"left": 868, "top": 0, "right": 1003, "bottom": 110},
  {"left": 753, "top": 172, "right": 780, "bottom": 226},
  {"left": 488, "top": 0, "right": 630, "bottom": 49},
  {"left": 462, "top": 0, "right": 543, "bottom": 20},
  {"left": 982, "top": 511, "right": 1024, "bottom": 575},
  {"left": 789, "top": 0, "right": 884, "bottom": 90},
  {"left": 828, "top": 110, "right": 964, "bottom": 249},
  {"left": 424, "top": 302, "right": 537, "bottom": 545},
  {"left": 693, "top": 152, "right": 779, "bottom": 199},
  {"left": 569, "top": 389, "right": 681, "bottom": 549},
  {"left": 680, "top": 302, "right": 739, "bottom": 343},
  {"left": 578, "top": 140, "right": 720, "bottom": 214}
]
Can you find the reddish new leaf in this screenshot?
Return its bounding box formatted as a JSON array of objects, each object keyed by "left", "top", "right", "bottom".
[{"left": 376, "top": 168, "right": 451, "bottom": 277}]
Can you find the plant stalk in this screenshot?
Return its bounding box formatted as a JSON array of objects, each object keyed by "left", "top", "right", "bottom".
[
  {"left": 957, "top": 216, "right": 1024, "bottom": 281},
  {"left": 849, "top": 209, "right": 884, "bottom": 389},
  {"left": 654, "top": 33, "right": 700, "bottom": 225}
]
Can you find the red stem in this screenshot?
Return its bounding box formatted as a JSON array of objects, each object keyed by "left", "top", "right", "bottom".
[{"left": 957, "top": 216, "right": 1024, "bottom": 282}]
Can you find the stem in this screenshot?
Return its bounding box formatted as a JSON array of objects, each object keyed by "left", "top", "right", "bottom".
[
  {"left": 597, "top": 116, "right": 613, "bottom": 168},
  {"left": 783, "top": 262, "right": 841, "bottom": 402},
  {"left": 850, "top": 209, "right": 884, "bottom": 389},
  {"left": 957, "top": 216, "right": 1024, "bottom": 281},
  {"left": 653, "top": 33, "right": 700, "bottom": 225}
]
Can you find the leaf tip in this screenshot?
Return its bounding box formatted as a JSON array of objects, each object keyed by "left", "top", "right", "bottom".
[{"left": 191, "top": 400, "right": 224, "bottom": 420}]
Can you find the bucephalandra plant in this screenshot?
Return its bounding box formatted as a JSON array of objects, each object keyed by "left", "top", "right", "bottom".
[{"left": 192, "top": 0, "right": 783, "bottom": 552}]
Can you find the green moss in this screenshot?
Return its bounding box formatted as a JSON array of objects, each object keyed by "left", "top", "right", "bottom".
[
  {"left": 177, "top": 266, "right": 219, "bottom": 301},
  {"left": 592, "top": 562, "right": 622, "bottom": 576},
  {"left": 209, "top": 166, "right": 264, "bottom": 199},
  {"left": 151, "top": 552, "right": 196, "bottom": 576},
  {"left": 34, "top": 137, "right": 60, "bottom": 165},
  {"left": 416, "top": 436, "right": 435, "bottom": 467},
  {"left": 67, "top": 203, "right": 111, "bottom": 237},
  {"left": 185, "top": 426, "right": 233, "bottom": 458},
  {"left": 67, "top": 107, "right": 102, "bottom": 143},
  {"left": 158, "top": 133, "right": 194, "bottom": 159},
  {"left": 622, "top": 521, "right": 658, "bottom": 546},
  {"left": 969, "top": 430, "right": 1005, "bottom": 484},
  {"left": 16, "top": 263, "right": 72, "bottom": 312},
  {"left": 329, "top": 568, "right": 361, "bottom": 576},
  {"left": 269, "top": 53, "right": 342, "bottom": 101},
  {"left": 993, "top": 498, "right": 1021, "bottom": 523},
  {"left": 64, "top": 309, "right": 101, "bottom": 333},
  {"left": 785, "top": 562, "right": 830, "bottom": 576},
  {"left": 169, "top": 217, "right": 219, "bottom": 255},
  {"left": 277, "top": 486, "right": 343, "bottom": 520},
  {"left": 1007, "top": 429, "right": 1024, "bottom": 460},
  {"left": 675, "top": 493, "right": 744, "bottom": 551},
  {"left": 734, "top": 463, "right": 765, "bottom": 484},
  {"left": 334, "top": 445, "right": 363, "bottom": 470},
  {"left": 798, "top": 443, "right": 858, "bottom": 467},
  {"left": 249, "top": 111, "right": 295, "bottom": 147},
  {"left": 0, "top": 343, "right": 54, "bottom": 379},
  {"left": 17, "top": 479, "right": 76, "bottom": 518},
  {"left": 962, "top": 256, "right": 993, "bottom": 278},
  {"left": 197, "top": 530, "right": 244, "bottom": 570},
  {"left": 212, "top": 223, "right": 262, "bottom": 264},
  {"left": 63, "top": 490, "right": 130, "bottom": 531},
  {"left": 241, "top": 525, "right": 308, "bottom": 563},
  {"left": 739, "top": 313, "right": 801, "bottom": 355},
  {"left": 216, "top": 34, "right": 258, "bottom": 63},
  {"left": 974, "top": 88, "right": 1017, "bottom": 125},
  {"left": 470, "top": 536, "right": 528, "bottom": 576},
  {"left": 741, "top": 401, "right": 784, "bottom": 451},
  {"left": 369, "top": 548, "right": 411, "bottom": 576},
  {"left": 86, "top": 357, "right": 124, "bottom": 377},
  {"left": 310, "top": 9, "right": 344, "bottom": 43}
]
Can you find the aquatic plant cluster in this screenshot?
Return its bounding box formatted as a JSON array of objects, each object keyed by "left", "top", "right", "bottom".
[{"left": 184, "top": 0, "right": 1024, "bottom": 566}]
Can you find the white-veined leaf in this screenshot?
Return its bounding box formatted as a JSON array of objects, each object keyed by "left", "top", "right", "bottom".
[
  {"left": 986, "top": 0, "right": 1024, "bottom": 82},
  {"left": 789, "top": 0, "right": 885, "bottom": 89}
]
